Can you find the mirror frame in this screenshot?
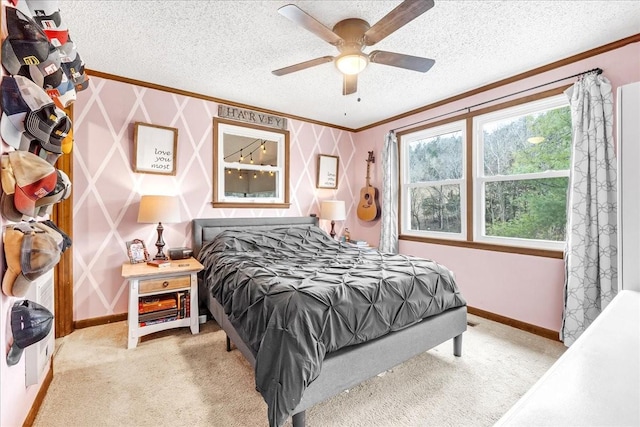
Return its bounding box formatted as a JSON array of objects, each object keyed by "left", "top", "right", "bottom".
[{"left": 213, "top": 117, "right": 290, "bottom": 208}]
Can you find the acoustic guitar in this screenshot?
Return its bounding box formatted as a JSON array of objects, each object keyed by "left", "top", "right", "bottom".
[{"left": 357, "top": 151, "right": 381, "bottom": 222}]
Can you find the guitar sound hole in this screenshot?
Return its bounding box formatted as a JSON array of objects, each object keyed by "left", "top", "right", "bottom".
[{"left": 364, "top": 194, "right": 370, "bottom": 200}]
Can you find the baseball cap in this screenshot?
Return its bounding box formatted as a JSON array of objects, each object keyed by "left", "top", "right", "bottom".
[
  {"left": 0, "top": 151, "right": 57, "bottom": 219},
  {"left": 25, "top": 0, "right": 61, "bottom": 16},
  {"left": 1, "top": 38, "right": 24, "bottom": 76},
  {"left": 38, "top": 219, "right": 72, "bottom": 252},
  {"left": 0, "top": 75, "right": 71, "bottom": 153},
  {"left": 31, "top": 221, "right": 64, "bottom": 251},
  {"left": 25, "top": 136, "right": 62, "bottom": 166},
  {"left": 11, "top": 150, "right": 58, "bottom": 217},
  {"left": 1, "top": 7, "right": 52, "bottom": 75},
  {"left": 59, "top": 45, "right": 89, "bottom": 92},
  {"left": 60, "top": 125, "right": 73, "bottom": 154},
  {"left": 2, "top": 223, "right": 61, "bottom": 298},
  {"left": 32, "top": 169, "right": 71, "bottom": 217},
  {"left": 60, "top": 51, "right": 86, "bottom": 84},
  {"left": 7, "top": 299, "right": 54, "bottom": 366},
  {"left": 31, "top": 8, "right": 69, "bottom": 47},
  {"left": 46, "top": 73, "right": 76, "bottom": 110},
  {"left": 17, "top": 45, "right": 63, "bottom": 89},
  {"left": 58, "top": 38, "right": 77, "bottom": 63},
  {"left": 0, "top": 109, "right": 62, "bottom": 165},
  {"left": 0, "top": 154, "right": 24, "bottom": 222}
]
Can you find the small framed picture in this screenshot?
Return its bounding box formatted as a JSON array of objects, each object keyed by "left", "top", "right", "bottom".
[
  {"left": 316, "top": 154, "right": 339, "bottom": 189},
  {"left": 133, "top": 122, "right": 178, "bottom": 176},
  {"left": 126, "top": 239, "right": 150, "bottom": 264}
]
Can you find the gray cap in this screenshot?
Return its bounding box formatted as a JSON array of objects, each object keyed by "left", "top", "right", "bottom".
[{"left": 7, "top": 299, "right": 53, "bottom": 366}]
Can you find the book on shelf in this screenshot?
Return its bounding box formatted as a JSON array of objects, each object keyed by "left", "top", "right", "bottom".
[
  {"left": 147, "top": 259, "right": 172, "bottom": 268},
  {"left": 139, "top": 308, "right": 178, "bottom": 322},
  {"left": 175, "top": 290, "right": 189, "bottom": 319},
  {"left": 185, "top": 291, "right": 190, "bottom": 317},
  {"left": 139, "top": 316, "right": 178, "bottom": 327},
  {"left": 139, "top": 294, "right": 177, "bottom": 314}
]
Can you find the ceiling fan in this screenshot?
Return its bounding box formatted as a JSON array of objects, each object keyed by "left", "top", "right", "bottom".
[{"left": 272, "top": 0, "right": 436, "bottom": 95}]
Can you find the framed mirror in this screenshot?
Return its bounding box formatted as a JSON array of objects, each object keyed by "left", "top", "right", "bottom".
[{"left": 213, "top": 118, "right": 290, "bottom": 208}]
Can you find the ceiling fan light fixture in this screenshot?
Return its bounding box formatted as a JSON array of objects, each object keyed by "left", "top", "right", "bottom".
[{"left": 335, "top": 52, "right": 368, "bottom": 75}]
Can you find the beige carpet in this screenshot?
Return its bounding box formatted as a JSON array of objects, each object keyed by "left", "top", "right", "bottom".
[{"left": 33, "top": 314, "right": 565, "bottom": 427}]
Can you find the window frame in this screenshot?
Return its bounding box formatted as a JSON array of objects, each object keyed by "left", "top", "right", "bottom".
[
  {"left": 399, "top": 119, "right": 467, "bottom": 241},
  {"left": 472, "top": 94, "right": 570, "bottom": 251},
  {"left": 397, "top": 86, "right": 571, "bottom": 259}
]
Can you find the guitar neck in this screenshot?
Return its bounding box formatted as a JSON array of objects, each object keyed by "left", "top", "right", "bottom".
[{"left": 365, "top": 162, "right": 371, "bottom": 187}]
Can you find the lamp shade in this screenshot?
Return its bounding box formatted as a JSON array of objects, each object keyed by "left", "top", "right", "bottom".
[
  {"left": 320, "top": 200, "right": 346, "bottom": 221},
  {"left": 137, "top": 195, "right": 180, "bottom": 224}
]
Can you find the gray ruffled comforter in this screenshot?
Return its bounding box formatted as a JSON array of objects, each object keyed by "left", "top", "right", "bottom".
[{"left": 198, "top": 225, "right": 466, "bottom": 426}]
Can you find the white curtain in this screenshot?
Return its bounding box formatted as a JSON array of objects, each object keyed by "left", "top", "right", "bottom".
[
  {"left": 379, "top": 131, "right": 399, "bottom": 253},
  {"left": 561, "top": 72, "right": 618, "bottom": 346}
]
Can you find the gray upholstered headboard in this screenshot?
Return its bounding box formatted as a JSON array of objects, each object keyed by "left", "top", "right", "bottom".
[{"left": 191, "top": 216, "right": 320, "bottom": 257}]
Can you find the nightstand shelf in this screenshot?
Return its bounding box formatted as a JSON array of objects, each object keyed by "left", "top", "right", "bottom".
[{"left": 121, "top": 257, "right": 203, "bottom": 349}]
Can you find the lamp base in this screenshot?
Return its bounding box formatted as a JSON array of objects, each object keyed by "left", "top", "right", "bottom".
[
  {"left": 154, "top": 222, "right": 168, "bottom": 260},
  {"left": 154, "top": 251, "right": 168, "bottom": 261},
  {"left": 330, "top": 220, "right": 336, "bottom": 239}
]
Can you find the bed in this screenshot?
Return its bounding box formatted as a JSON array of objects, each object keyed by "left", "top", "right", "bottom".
[{"left": 192, "top": 216, "right": 467, "bottom": 427}]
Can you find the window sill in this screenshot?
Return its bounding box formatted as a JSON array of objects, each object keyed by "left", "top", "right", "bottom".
[{"left": 399, "top": 235, "right": 563, "bottom": 259}]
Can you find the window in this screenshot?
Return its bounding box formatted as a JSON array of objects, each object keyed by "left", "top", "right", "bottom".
[
  {"left": 400, "top": 120, "right": 466, "bottom": 240},
  {"left": 399, "top": 93, "right": 571, "bottom": 255},
  {"left": 473, "top": 95, "right": 570, "bottom": 250}
]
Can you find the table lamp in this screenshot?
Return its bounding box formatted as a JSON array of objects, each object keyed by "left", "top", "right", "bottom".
[
  {"left": 320, "top": 200, "right": 346, "bottom": 239},
  {"left": 137, "top": 195, "right": 180, "bottom": 260}
]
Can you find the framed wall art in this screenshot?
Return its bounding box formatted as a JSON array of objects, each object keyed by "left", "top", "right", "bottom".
[
  {"left": 133, "top": 122, "right": 178, "bottom": 176},
  {"left": 316, "top": 154, "right": 339, "bottom": 189},
  {"left": 126, "top": 239, "right": 150, "bottom": 264}
]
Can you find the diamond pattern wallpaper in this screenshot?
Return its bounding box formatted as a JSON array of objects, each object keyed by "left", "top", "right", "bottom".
[{"left": 72, "top": 77, "right": 359, "bottom": 320}]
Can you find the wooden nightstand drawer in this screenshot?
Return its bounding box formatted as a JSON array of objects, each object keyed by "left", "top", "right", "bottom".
[{"left": 139, "top": 275, "right": 190, "bottom": 294}]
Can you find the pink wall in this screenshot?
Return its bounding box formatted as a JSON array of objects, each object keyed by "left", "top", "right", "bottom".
[
  {"left": 350, "top": 42, "right": 640, "bottom": 333},
  {"left": 70, "top": 77, "right": 359, "bottom": 320}
]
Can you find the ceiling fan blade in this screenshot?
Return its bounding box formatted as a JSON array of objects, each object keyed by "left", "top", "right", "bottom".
[
  {"left": 278, "top": 4, "right": 343, "bottom": 46},
  {"left": 343, "top": 74, "right": 357, "bottom": 95},
  {"left": 363, "top": 0, "right": 435, "bottom": 46},
  {"left": 369, "top": 50, "right": 435, "bottom": 72},
  {"left": 272, "top": 56, "right": 334, "bottom": 76}
]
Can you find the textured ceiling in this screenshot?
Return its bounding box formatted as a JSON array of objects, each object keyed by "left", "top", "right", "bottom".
[{"left": 59, "top": 0, "right": 640, "bottom": 130}]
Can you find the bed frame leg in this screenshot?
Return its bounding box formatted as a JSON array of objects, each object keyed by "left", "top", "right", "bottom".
[
  {"left": 292, "top": 411, "right": 306, "bottom": 427},
  {"left": 453, "top": 334, "right": 463, "bottom": 357},
  {"left": 226, "top": 335, "right": 232, "bottom": 352}
]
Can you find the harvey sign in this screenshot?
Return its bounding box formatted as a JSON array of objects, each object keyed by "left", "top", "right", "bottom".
[{"left": 217, "top": 105, "right": 287, "bottom": 130}]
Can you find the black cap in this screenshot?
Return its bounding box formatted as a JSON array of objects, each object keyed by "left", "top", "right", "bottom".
[{"left": 6, "top": 299, "right": 53, "bottom": 366}]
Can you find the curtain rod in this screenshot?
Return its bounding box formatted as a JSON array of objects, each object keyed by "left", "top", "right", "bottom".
[{"left": 391, "top": 67, "right": 603, "bottom": 133}]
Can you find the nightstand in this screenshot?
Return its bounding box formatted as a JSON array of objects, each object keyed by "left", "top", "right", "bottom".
[{"left": 121, "top": 257, "right": 203, "bottom": 349}]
